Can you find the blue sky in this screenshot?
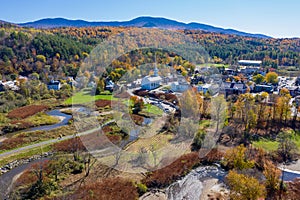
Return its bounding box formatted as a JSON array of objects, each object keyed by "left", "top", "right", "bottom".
[{"left": 1, "top": 0, "right": 299, "bottom": 38}]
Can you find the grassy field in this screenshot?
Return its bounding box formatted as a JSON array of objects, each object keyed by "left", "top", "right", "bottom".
[
  {"left": 64, "top": 90, "right": 117, "bottom": 105},
  {"left": 252, "top": 134, "right": 300, "bottom": 152},
  {"left": 143, "top": 104, "right": 163, "bottom": 115},
  {"left": 252, "top": 139, "right": 279, "bottom": 152},
  {"left": 26, "top": 112, "right": 60, "bottom": 126}
]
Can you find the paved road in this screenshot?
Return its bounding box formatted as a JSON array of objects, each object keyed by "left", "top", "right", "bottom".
[{"left": 0, "top": 120, "right": 115, "bottom": 159}]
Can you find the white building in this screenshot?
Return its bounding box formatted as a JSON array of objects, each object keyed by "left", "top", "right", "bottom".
[
  {"left": 171, "top": 77, "right": 190, "bottom": 93},
  {"left": 141, "top": 66, "right": 162, "bottom": 90}
]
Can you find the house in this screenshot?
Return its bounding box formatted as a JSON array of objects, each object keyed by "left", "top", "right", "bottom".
[
  {"left": 141, "top": 66, "right": 162, "bottom": 90},
  {"left": 240, "top": 66, "right": 260, "bottom": 75},
  {"left": 105, "top": 79, "right": 115, "bottom": 92},
  {"left": 171, "top": 81, "right": 189, "bottom": 93},
  {"left": 66, "top": 77, "right": 77, "bottom": 87},
  {"left": 284, "top": 86, "right": 300, "bottom": 97},
  {"left": 0, "top": 80, "right": 19, "bottom": 91},
  {"left": 196, "top": 83, "right": 211, "bottom": 94},
  {"left": 224, "top": 68, "right": 235, "bottom": 75},
  {"left": 196, "top": 83, "right": 219, "bottom": 95},
  {"left": 221, "top": 81, "right": 248, "bottom": 97},
  {"left": 47, "top": 80, "right": 61, "bottom": 90},
  {"left": 87, "top": 81, "right": 96, "bottom": 88},
  {"left": 253, "top": 84, "right": 273, "bottom": 93}
]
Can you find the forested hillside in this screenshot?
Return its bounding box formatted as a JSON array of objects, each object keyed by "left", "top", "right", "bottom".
[
  {"left": 0, "top": 24, "right": 299, "bottom": 80},
  {"left": 184, "top": 30, "right": 300, "bottom": 67}
]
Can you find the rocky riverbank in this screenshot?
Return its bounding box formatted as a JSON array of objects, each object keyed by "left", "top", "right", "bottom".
[{"left": 0, "top": 152, "right": 52, "bottom": 175}]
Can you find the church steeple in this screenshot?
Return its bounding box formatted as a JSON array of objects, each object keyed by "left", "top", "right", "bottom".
[
  {"left": 153, "top": 54, "right": 159, "bottom": 77},
  {"left": 154, "top": 64, "right": 159, "bottom": 77}
]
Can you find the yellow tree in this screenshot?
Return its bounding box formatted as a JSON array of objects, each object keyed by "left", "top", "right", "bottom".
[
  {"left": 227, "top": 170, "right": 266, "bottom": 200},
  {"left": 263, "top": 160, "right": 281, "bottom": 195},
  {"left": 252, "top": 74, "right": 265, "bottom": 84},
  {"left": 222, "top": 145, "right": 255, "bottom": 170},
  {"left": 235, "top": 93, "right": 257, "bottom": 133},
  {"left": 276, "top": 93, "right": 291, "bottom": 125},
  {"left": 265, "top": 72, "right": 278, "bottom": 85}
]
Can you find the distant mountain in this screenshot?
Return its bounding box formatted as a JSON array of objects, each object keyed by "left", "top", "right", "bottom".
[
  {"left": 0, "top": 20, "right": 17, "bottom": 27},
  {"left": 18, "top": 16, "right": 270, "bottom": 38}
]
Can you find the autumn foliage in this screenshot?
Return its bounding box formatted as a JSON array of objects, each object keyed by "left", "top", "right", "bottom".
[
  {"left": 95, "top": 100, "right": 111, "bottom": 108},
  {"left": 66, "top": 178, "right": 139, "bottom": 200},
  {"left": 142, "top": 152, "right": 200, "bottom": 188},
  {"left": 7, "top": 105, "right": 48, "bottom": 119},
  {"left": 53, "top": 137, "right": 86, "bottom": 153}
]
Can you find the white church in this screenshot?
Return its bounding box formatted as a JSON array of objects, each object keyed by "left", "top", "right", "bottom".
[{"left": 141, "top": 65, "right": 162, "bottom": 90}]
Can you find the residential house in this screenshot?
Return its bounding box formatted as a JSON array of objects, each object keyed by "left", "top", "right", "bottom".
[
  {"left": 196, "top": 83, "right": 219, "bottom": 95},
  {"left": 240, "top": 66, "right": 260, "bottom": 75},
  {"left": 47, "top": 80, "right": 61, "bottom": 91},
  {"left": 105, "top": 79, "right": 115, "bottom": 92},
  {"left": 284, "top": 86, "right": 300, "bottom": 97},
  {"left": 0, "top": 80, "right": 19, "bottom": 91},
  {"left": 253, "top": 84, "right": 273, "bottom": 93},
  {"left": 221, "top": 81, "right": 248, "bottom": 97}
]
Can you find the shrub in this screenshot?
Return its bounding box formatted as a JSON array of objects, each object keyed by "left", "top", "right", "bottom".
[
  {"left": 7, "top": 105, "right": 48, "bottom": 119},
  {"left": 142, "top": 152, "right": 200, "bottom": 188},
  {"left": 136, "top": 183, "right": 148, "bottom": 196},
  {"left": 68, "top": 178, "right": 139, "bottom": 200},
  {"left": 53, "top": 137, "right": 86, "bottom": 153},
  {"left": 95, "top": 100, "right": 111, "bottom": 108}
]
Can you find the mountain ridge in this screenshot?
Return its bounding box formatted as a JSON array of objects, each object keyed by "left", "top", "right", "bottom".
[{"left": 15, "top": 16, "right": 271, "bottom": 38}]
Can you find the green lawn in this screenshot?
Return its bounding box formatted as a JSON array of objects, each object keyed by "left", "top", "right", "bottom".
[
  {"left": 143, "top": 104, "right": 163, "bottom": 115},
  {"left": 252, "top": 134, "right": 300, "bottom": 152},
  {"left": 64, "top": 91, "right": 117, "bottom": 105},
  {"left": 252, "top": 139, "right": 279, "bottom": 152}
]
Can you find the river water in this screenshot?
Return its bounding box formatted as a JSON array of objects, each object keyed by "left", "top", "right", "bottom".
[
  {"left": 26, "top": 109, "right": 72, "bottom": 132},
  {"left": 1, "top": 107, "right": 300, "bottom": 199}
]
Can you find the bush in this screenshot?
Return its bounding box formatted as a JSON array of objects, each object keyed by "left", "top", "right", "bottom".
[
  {"left": 53, "top": 137, "right": 86, "bottom": 153},
  {"left": 191, "top": 130, "right": 206, "bottom": 151},
  {"left": 7, "top": 105, "right": 48, "bottom": 119},
  {"left": 67, "top": 178, "right": 139, "bottom": 200},
  {"left": 142, "top": 152, "right": 200, "bottom": 188},
  {"left": 136, "top": 183, "right": 148, "bottom": 196}
]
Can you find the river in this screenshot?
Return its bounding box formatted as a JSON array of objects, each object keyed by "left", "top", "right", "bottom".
[
  {"left": 1, "top": 107, "right": 300, "bottom": 199},
  {"left": 26, "top": 109, "right": 72, "bottom": 132}
]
